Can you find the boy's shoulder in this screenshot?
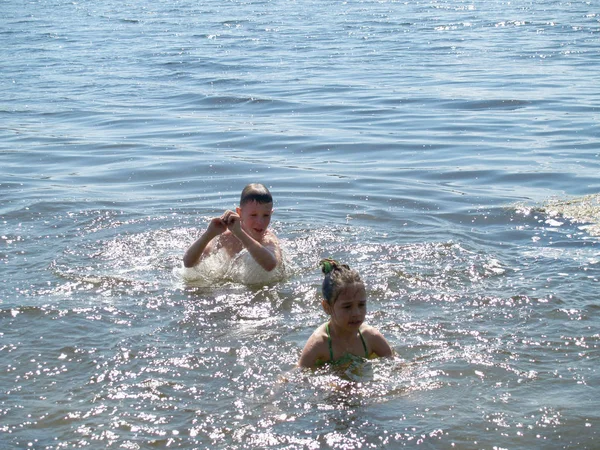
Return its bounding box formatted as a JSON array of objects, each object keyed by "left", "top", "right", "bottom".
[
  {"left": 260, "top": 230, "right": 281, "bottom": 256},
  {"left": 262, "top": 229, "right": 279, "bottom": 243}
]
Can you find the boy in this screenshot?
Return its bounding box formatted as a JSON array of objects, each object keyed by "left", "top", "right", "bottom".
[{"left": 183, "top": 183, "right": 281, "bottom": 272}]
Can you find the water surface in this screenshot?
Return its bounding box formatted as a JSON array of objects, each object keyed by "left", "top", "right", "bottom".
[{"left": 1, "top": 0, "right": 599, "bottom": 448}]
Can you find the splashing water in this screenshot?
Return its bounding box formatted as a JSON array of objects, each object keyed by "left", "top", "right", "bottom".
[{"left": 176, "top": 248, "right": 289, "bottom": 286}]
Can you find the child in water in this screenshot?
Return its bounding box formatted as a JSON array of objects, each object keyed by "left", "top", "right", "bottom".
[
  {"left": 183, "top": 183, "right": 282, "bottom": 272},
  {"left": 298, "top": 259, "right": 393, "bottom": 369}
]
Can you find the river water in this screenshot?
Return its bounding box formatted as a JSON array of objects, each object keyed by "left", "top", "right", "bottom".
[{"left": 1, "top": 0, "right": 599, "bottom": 448}]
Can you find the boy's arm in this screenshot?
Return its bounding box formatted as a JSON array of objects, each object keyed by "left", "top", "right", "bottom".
[
  {"left": 182, "top": 217, "right": 226, "bottom": 268},
  {"left": 233, "top": 231, "right": 279, "bottom": 272},
  {"left": 226, "top": 215, "right": 280, "bottom": 272}
]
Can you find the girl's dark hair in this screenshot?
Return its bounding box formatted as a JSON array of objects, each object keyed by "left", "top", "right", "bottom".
[
  {"left": 320, "top": 258, "right": 363, "bottom": 305},
  {"left": 240, "top": 183, "right": 273, "bottom": 206}
]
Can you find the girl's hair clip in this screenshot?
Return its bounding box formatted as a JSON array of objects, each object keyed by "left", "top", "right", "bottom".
[{"left": 320, "top": 258, "right": 338, "bottom": 275}]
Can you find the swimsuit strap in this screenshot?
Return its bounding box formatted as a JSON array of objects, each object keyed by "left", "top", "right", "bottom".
[
  {"left": 326, "top": 323, "right": 369, "bottom": 360},
  {"left": 358, "top": 329, "right": 369, "bottom": 358},
  {"left": 326, "top": 323, "right": 334, "bottom": 361}
]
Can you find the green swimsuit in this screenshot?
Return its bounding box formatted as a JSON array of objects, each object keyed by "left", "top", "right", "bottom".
[{"left": 325, "top": 323, "right": 369, "bottom": 365}]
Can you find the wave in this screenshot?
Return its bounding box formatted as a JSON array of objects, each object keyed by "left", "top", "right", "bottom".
[{"left": 524, "top": 193, "right": 600, "bottom": 237}]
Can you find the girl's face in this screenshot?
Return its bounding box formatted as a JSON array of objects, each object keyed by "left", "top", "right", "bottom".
[
  {"left": 324, "top": 282, "right": 367, "bottom": 330},
  {"left": 236, "top": 201, "right": 273, "bottom": 241}
]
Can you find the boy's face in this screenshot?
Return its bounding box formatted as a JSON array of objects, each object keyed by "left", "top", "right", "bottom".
[{"left": 236, "top": 201, "right": 273, "bottom": 241}]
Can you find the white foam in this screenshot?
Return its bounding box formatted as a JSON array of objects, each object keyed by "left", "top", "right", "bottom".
[
  {"left": 541, "top": 193, "right": 600, "bottom": 236},
  {"left": 176, "top": 248, "right": 287, "bottom": 286}
]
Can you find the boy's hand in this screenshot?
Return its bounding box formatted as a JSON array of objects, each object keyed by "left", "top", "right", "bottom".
[
  {"left": 183, "top": 215, "right": 228, "bottom": 268},
  {"left": 221, "top": 210, "right": 242, "bottom": 235},
  {"left": 207, "top": 216, "right": 227, "bottom": 236}
]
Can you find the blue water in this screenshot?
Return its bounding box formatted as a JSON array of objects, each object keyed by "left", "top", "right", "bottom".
[{"left": 1, "top": 0, "right": 599, "bottom": 448}]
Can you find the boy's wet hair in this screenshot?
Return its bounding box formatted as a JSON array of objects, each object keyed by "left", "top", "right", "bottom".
[
  {"left": 320, "top": 258, "right": 363, "bottom": 305},
  {"left": 240, "top": 183, "right": 273, "bottom": 207}
]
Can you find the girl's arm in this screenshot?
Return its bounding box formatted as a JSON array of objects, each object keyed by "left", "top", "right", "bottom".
[{"left": 298, "top": 331, "right": 328, "bottom": 369}]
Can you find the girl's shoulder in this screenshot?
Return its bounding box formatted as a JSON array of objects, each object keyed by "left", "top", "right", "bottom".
[
  {"left": 302, "top": 323, "right": 330, "bottom": 351},
  {"left": 360, "top": 324, "right": 393, "bottom": 358},
  {"left": 359, "top": 323, "right": 381, "bottom": 338},
  {"left": 311, "top": 322, "right": 330, "bottom": 341},
  {"left": 298, "top": 323, "right": 331, "bottom": 368}
]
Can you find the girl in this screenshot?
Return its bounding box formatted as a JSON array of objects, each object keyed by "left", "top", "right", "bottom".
[{"left": 298, "top": 259, "right": 393, "bottom": 369}]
